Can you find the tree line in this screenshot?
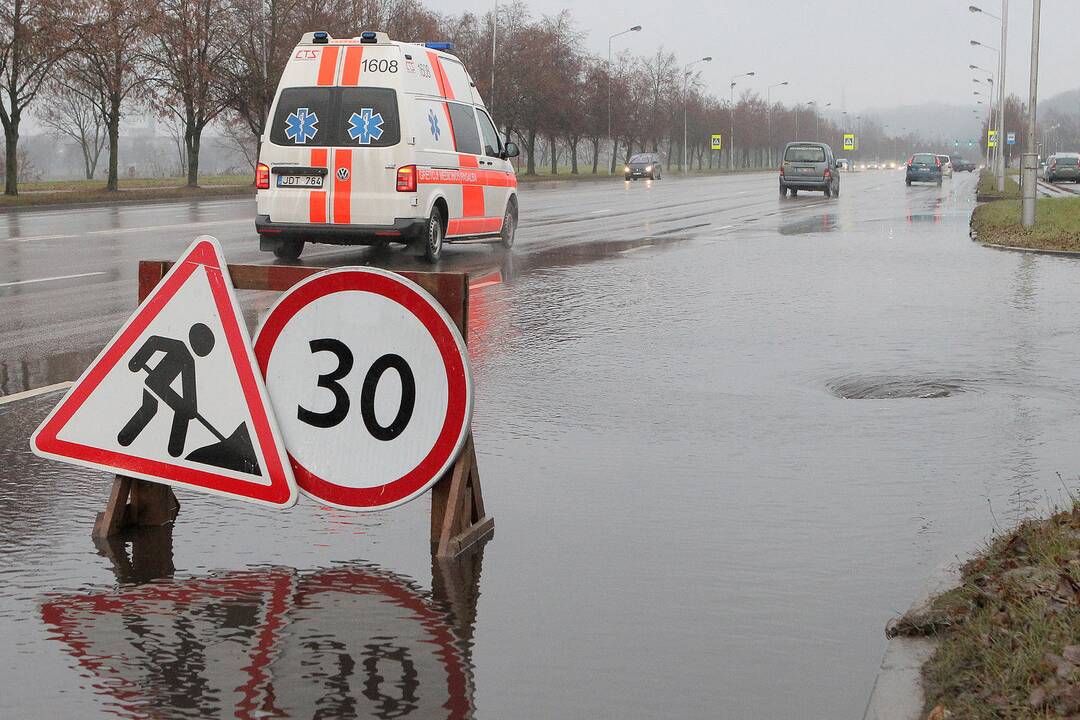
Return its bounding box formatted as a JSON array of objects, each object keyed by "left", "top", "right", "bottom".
[{"left": 1, "top": 0, "right": 978, "bottom": 196}]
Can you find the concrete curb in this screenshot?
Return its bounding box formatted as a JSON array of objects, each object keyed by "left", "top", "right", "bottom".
[
  {"left": 970, "top": 226, "right": 1080, "bottom": 258},
  {"left": 861, "top": 564, "right": 961, "bottom": 720}
]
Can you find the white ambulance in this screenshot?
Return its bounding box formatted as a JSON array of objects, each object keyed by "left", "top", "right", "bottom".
[{"left": 255, "top": 31, "right": 520, "bottom": 262}]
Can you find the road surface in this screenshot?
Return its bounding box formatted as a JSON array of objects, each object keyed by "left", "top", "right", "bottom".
[{"left": 5, "top": 168, "right": 1080, "bottom": 719}]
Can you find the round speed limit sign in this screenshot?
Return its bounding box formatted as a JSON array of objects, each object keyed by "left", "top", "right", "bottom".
[{"left": 254, "top": 268, "right": 472, "bottom": 511}]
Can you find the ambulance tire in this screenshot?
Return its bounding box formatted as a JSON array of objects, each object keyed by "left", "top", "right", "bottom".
[
  {"left": 500, "top": 199, "right": 517, "bottom": 249},
  {"left": 423, "top": 206, "right": 445, "bottom": 263},
  {"left": 273, "top": 238, "right": 303, "bottom": 260}
]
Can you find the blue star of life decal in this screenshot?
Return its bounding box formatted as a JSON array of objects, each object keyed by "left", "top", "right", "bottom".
[
  {"left": 284, "top": 107, "right": 319, "bottom": 144},
  {"left": 427, "top": 109, "right": 440, "bottom": 141},
  {"left": 347, "top": 108, "right": 384, "bottom": 145}
]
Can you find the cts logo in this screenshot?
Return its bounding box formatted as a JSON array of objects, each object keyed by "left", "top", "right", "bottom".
[
  {"left": 336, "top": 167, "right": 349, "bottom": 181},
  {"left": 294, "top": 48, "right": 318, "bottom": 60}
]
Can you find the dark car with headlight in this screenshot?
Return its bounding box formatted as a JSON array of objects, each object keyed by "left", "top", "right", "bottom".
[
  {"left": 624, "top": 153, "right": 663, "bottom": 181},
  {"left": 905, "top": 153, "right": 942, "bottom": 186}
]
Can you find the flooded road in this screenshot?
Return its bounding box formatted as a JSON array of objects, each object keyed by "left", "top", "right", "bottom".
[{"left": 3, "top": 170, "right": 1080, "bottom": 718}]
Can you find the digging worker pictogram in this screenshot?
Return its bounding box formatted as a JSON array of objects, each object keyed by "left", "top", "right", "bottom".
[{"left": 118, "top": 323, "right": 215, "bottom": 457}]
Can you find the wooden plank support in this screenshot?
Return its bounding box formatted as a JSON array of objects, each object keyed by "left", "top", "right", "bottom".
[{"left": 96, "top": 260, "right": 492, "bottom": 554}]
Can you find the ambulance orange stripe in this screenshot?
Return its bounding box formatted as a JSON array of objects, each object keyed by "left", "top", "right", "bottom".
[
  {"left": 458, "top": 154, "right": 479, "bottom": 168},
  {"left": 317, "top": 46, "right": 340, "bottom": 86},
  {"left": 309, "top": 149, "right": 328, "bottom": 223},
  {"left": 448, "top": 217, "right": 502, "bottom": 235},
  {"left": 341, "top": 46, "right": 363, "bottom": 85},
  {"left": 417, "top": 167, "right": 517, "bottom": 187},
  {"left": 461, "top": 185, "right": 484, "bottom": 217},
  {"left": 427, "top": 52, "right": 454, "bottom": 99},
  {"left": 332, "top": 149, "right": 352, "bottom": 224}
]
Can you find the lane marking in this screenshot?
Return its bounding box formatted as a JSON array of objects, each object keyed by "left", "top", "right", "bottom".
[
  {"left": 0, "top": 271, "right": 106, "bottom": 288},
  {"left": 0, "top": 381, "right": 72, "bottom": 405},
  {"left": 5, "top": 233, "right": 79, "bottom": 243},
  {"left": 622, "top": 244, "right": 654, "bottom": 253},
  {"left": 588, "top": 209, "right": 611, "bottom": 214},
  {"left": 85, "top": 218, "right": 250, "bottom": 235}
]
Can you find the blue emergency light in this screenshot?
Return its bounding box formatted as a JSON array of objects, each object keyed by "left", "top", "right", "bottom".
[
  {"left": 312, "top": 31, "right": 329, "bottom": 44},
  {"left": 424, "top": 42, "right": 454, "bottom": 51},
  {"left": 360, "top": 31, "right": 378, "bottom": 43}
]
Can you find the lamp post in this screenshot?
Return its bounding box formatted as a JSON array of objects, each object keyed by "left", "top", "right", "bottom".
[
  {"left": 807, "top": 101, "right": 831, "bottom": 141},
  {"left": 682, "top": 56, "right": 712, "bottom": 173},
  {"left": 766, "top": 81, "right": 788, "bottom": 167},
  {"left": 970, "top": 2, "right": 1008, "bottom": 192},
  {"left": 607, "top": 25, "right": 642, "bottom": 174},
  {"left": 971, "top": 64, "right": 996, "bottom": 167},
  {"left": 729, "top": 71, "right": 754, "bottom": 169},
  {"left": 1021, "top": 0, "right": 1040, "bottom": 227}
]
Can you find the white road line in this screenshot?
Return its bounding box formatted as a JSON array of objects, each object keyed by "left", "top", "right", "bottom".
[
  {"left": 622, "top": 244, "right": 654, "bottom": 253},
  {"left": 588, "top": 209, "right": 612, "bottom": 214},
  {"left": 0, "top": 271, "right": 106, "bottom": 288},
  {"left": 85, "top": 218, "right": 251, "bottom": 235},
  {"left": 3, "top": 233, "right": 79, "bottom": 243},
  {"left": 0, "top": 381, "right": 72, "bottom": 405}
]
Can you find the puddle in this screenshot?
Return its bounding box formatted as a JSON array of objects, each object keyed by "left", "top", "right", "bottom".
[{"left": 827, "top": 375, "right": 972, "bottom": 399}]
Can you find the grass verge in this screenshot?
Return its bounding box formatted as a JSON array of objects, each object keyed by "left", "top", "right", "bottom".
[
  {"left": 890, "top": 501, "right": 1080, "bottom": 718},
  {"left": 0, "top": 176, "right": 254, "bottom": 209},
  {"left": 971, "top": 197, "right": 1080, "bottom": 252},
  {"left": 977, "top": 169, "right": 1022, "bottom": 201}
]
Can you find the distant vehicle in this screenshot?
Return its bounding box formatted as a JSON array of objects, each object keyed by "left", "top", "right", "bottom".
[
  {"left": 837, "top": 158, "right": 851, "bottom": 170},
  {"left": 866, "top": 162, "right": 879, "bottom": 170},
  {"left": 950, "top": 156, "right": 977, "bottom": 172},
  {"left": 624, "top": 153, "right": 663, "bottom": 181},
  {"left": 905, "top": 153, "right": 943, "bottom": 186},
  {"left": 936, "top": 155, "right": 953, "bottom": 178},
  {"left": 1046, "top": 153, "right": 1080, "bottom": 183},
  {"left": 885, "top": 160, "right": 897, "bottom": 170},
  {"left": 779, "top": 141, "right": 840, "bottom": 197}
]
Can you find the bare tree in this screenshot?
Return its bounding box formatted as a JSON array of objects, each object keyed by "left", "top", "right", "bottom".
[
  {"left": 0, "top": 0, "right": 71, "bottom": 194},
  {"left": 38, "top": 76, "right": 106, "bottom": 179}
]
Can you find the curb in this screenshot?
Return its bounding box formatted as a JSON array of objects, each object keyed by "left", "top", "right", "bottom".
[
  {"left": 861, "top": 564, "right": 960, "bottom": 720},
  {"left": 970, "top": 226, "right": 1080, "bottom": 258},
  {"left": 0, "top": 188, "right": 254, "bottom": 214}
]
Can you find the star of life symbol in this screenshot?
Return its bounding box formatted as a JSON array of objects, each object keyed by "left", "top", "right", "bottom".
[
  {"left": 347, "top": 108, "right": 384, "bottom": 145},
  {"left": 427, "top": 109, "right": 440, "bottom": 141},
  {"left": 284, "top": 108, "right": 319, "bottom": 144}
]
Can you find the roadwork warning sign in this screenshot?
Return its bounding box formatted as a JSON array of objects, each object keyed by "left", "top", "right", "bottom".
[{"left": 31, "top": 236, "right": 298, "bottom": 508}]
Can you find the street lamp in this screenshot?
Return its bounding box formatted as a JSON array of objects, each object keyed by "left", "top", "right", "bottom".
[
  {"left": 1021, "top": 0, "right": 1040, "bottom": 227},
  {"left": 807, "top": 100, "right": 831, "bottom": 141},
  {"left": 607, "top": 25, "right": 642, "bottom": 174},
  {"left": 970, "top": 1, "right": 1009, "bottom": 193},
  {"left": 682, "top": 56, "right": 712, "bottom": 173},
  {"left": 729, "top": 71, "right": 754, "bottom": 169},
  {"left": 766, "top": 80, "right": 788, "bottom": 166}
]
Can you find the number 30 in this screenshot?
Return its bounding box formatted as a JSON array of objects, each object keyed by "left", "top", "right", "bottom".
[{"left": 298, "top": 338, "right": 416, "bottom": 441}]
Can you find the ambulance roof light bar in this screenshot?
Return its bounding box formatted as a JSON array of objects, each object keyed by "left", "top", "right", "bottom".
[
  {"left": 312, "top": 31, "right": 329, "bottom": 44},
  {"left": 360, "top": 31, "right": 377, "bottom": 43},
  {"left": 424, "top": 41, "right": 454, "bottom": 51}
]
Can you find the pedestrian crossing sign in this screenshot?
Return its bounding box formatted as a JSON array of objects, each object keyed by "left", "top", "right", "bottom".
[
  {"left": 988, "top": 130, "right": 997, "bottom": 148},
  {"left": 30, "top": 236, "right": 298, "bottom": 509},
  {"left": 843, "top": 134, "right": 856, "bottom": 151},
  {"left": 711, "top": 134, "right": 723, "bottom": 151}
]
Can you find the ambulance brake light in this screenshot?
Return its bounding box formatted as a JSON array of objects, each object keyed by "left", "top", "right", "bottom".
[
  {"left": 312, "top": 31, "right": 329, "bottom": 44},
  {"left": 396, "top": 165, "right": 417, "bottom": 192},
  {"left": 256, "top": 163, "right": 270, "bottom": 190},
  {"left": 424, "top": 42, "right": 454, "bottom": 51}
]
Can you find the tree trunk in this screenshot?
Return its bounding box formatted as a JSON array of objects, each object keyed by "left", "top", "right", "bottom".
[
  {"left": 525, "top": 129, "right": 536, "bottom": 175},
  {"left": 549, "top": 134, "right": 557, "bottom": 175},
  {"left": 590, "top": 138, "right": 600, "bottom": 174},
  {"left": 609, "top": 138, "right": 618, "bottom": 174},
  {"left": 568, "top": 136, "right": 579, "bottom": 174},
  {"left": 4, "top": 118, "right": 19, "bottom": 196},
  {"left": 186, "top": 123, "right": 201, "bottom": 188},
  {"left": 106, "top": 96, "right": 121, "bottom": 191}
]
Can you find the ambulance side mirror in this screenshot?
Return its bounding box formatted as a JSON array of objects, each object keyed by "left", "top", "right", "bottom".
[{"left": 502, "top": 142, "right": 519, "bottom": 159}]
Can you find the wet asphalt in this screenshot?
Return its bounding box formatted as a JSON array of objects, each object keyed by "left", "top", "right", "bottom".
[{"left": 4, "top": 169, "right": 1080, "bottom": 718}]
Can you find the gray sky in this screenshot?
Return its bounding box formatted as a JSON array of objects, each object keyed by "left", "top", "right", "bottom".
[{"left": 439, "top": 0, "right": 1080, "bottom": 113}]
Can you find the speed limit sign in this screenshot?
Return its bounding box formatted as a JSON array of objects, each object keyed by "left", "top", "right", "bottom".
[{"left": 254, "top": 267, "right": 472, "bottom": 511}]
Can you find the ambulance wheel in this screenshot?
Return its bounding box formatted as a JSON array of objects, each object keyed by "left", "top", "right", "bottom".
[
  {"left": 423, "top": 207, "right": 445, "bottom": 263},
  {"left": 500, "top": 199, "right": 517, "bottom": 249},
  {"left": 273, "top": 239, "right": 303, "bottom": 260}
]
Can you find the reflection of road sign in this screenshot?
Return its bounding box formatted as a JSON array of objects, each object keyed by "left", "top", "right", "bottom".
[
  {"left": 255, "top": 267, "right": 472, "bottom": 511},
  {"left": 41, "top": 565, "right": 472, "bottom": 719},
  {"left": 988, "top": 130, "right": 997, "bottom": 148},
  {"left": 31, "top": 236, "right": 297, "bottom": 508},
  {"left": 843, "top": 133, "right": 856, "bottom": 151},
  {"left": 710, "top": 134, "right": 722, "bottom": 151},
  {"left": 1007, "top": 132, "right": 1016, "bottom": 145}
]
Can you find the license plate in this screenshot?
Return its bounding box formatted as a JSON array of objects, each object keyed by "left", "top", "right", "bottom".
[
  {"left": 277, "top": 175, "right": 323, "bottom": 188},
  {"left": 797, "top": 167, "right": 814, "bottom": 174}
]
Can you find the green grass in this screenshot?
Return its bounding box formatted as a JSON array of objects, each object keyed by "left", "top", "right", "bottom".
[
  {"left": 977, "top": 168, "right": 1022, "bottom": 200},
  {"left": 0, "top": 175, "right": 254, "bottom": 209},
  {"left": 15, "top": 175, "right": 251, "bottom": 192},
  {"left": 972, "top": 197, "right": 1080, "bottom": 252},
  {"left": 891, "top": 501, "right": 1080, "bottom": 718}
]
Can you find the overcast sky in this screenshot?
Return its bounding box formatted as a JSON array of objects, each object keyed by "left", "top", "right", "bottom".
[{"left": 437, "top": 0, "right": 1080, "bottom": 113}]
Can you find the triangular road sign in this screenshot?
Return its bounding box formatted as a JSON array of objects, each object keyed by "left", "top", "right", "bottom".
[{"left": 31, "top": 236, "right": 297, "bottom": 508}]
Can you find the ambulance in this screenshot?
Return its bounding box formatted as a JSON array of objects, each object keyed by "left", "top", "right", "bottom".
[{"left": 255, "top": 31, "right": 520, "bottom": 262}]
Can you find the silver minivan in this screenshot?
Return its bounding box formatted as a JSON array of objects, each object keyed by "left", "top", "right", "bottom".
[{"left": 779, "top": 142, "right": 840, "bottom": 197}]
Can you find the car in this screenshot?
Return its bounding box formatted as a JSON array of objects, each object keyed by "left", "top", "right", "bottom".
[
  {"left": 866, "top": 162, "right": 879, "bottom": 170},
  {"left": 1046, "top": 153, "right": 1080, "bottom": 183},
  {"left": 935, "top": 155, "right": 953, "bottom": 178},
  {"left": 255, "top": 31, "right": 520, "bottom": 263},
  {"left": 779, "top": 141, "right": 840, "bottom": 197},
  {"left": 836, "top": 158, "right": 851, "bottom": 170},
  {"left": 950, "top": 156, "right": 977, "bottom": 172},
  {"left": 624, "top": 153, "right": 662, "bottom": 180},
  {"left": 905, "top": 153, "right": 943, "bottom": 186}
]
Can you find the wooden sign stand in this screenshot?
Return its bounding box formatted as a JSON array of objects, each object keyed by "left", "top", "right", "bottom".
[{"left": 91, "top": 261, "right": 494, "bottom": 558}]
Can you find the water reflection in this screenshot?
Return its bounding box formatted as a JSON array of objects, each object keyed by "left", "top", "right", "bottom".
[
  {"left": 42, "top": 529, "right": 482, "bottom": 719},
  {"left": 778, "top": 214, "right": 836, "bottom": 236},
  {"left": 906, "top": 196, "right": 943, "bottom": 224}
]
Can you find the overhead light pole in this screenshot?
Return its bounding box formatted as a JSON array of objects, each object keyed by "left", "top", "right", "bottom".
[
  {"left": 970, "top": 2, "right": 1008, "bottom": 192},
  {"left": 766, "top": 81, "right": 788, "bottom": 167},
  {"left": 807, "top": 101, "right": 831, "bottom": 141},
  {"left": 970, "top": 64, "right": 996, "bottom": 168},
  {"left": 1021, "top": 0, "right": 1040, "bottom": 227},
  {"left": 607, "top": 25, "right": 642, "bottom": 174},
  {"left": 678, "top": 56, "right": 712, "bottom": 174},
  {"left": 729, "top": 71, "right": 754, "bottom": 169}
]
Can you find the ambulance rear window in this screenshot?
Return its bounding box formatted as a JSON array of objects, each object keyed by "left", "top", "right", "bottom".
[{"left": 269, "top": 87, "right": 400, "bottom": 148}]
